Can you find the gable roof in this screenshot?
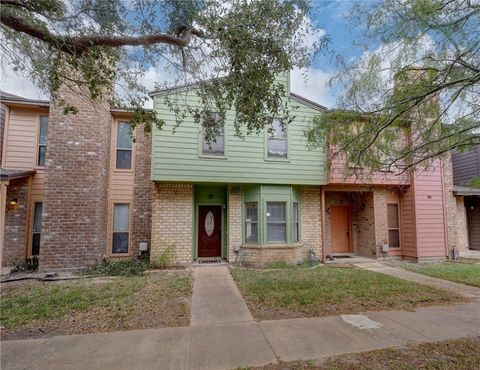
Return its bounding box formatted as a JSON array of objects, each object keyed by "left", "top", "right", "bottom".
[{"left": 149, "top": 83, "right": 327, "bottom": 112}]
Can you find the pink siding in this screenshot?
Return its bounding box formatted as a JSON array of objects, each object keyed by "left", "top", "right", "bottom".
[
  {"left": 328, "top": 146, "right": 410, "bottom": 186},
  {"left": 411, "top": 161, "right": 448, "bottom": 258}
]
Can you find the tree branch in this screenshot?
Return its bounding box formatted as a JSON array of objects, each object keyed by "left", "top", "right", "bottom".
[{"left": 0, "top": 11, "right": 202, "bottom": 56}]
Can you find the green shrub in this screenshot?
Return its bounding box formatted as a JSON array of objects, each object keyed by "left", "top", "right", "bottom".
[
  {"left": 82, "top": 260, "right": 147, "bottom": 277},
  {"left": 12, "top": 256, "right": 39, "bottom": 272},
  {"left": 150, "top": 244, "right": 175, "bottom": 269}
]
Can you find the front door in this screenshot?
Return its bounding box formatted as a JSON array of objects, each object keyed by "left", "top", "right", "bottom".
[
  {"left": 331, "top": 206, "right": 351, "bottom": 253},
  {"left": 198, "top": 205, "right": 222, "bottom": 257}
]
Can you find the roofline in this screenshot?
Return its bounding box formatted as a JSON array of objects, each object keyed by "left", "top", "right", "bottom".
[
  {"left": 0, "top": 169, "right": 36, "bottom": 181},
  {"left": 289, "top": 92, "right": 327, "bottom": 111},
  {"left": 149, "top": 83, "right": 328, "bottom": 112},
  {"left": 1, "top": 97, "right": 50, "bottom": 108},
  {"left": 453, "top": 185, "right": 480, "bottom": 196}
]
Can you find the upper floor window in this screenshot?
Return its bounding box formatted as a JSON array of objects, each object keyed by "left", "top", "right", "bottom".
[
  {"left": 116, "top": 122, "right": 133, "bottom": 169},
  {"left": 37, "top": 116, "right": 48, "bottom": 166},
  {"left": 387, "top": 203, "right": 400, "bottom": 248},
  {"left": 112, "top": 203, "right": 130, "bottom": 254},
  {"left": 202, "top": 113, "right": 224, "bottom": 156},
  {"left": 267, "top": 118, "right": 287, "bottom": 159}
]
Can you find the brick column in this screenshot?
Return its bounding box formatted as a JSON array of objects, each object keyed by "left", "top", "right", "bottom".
[
  {"left": 3, "top": 179, "right": 29, "bottom": 267},
  {"left": 132, "top": 130, "right": 154, "bottom": 256},
  {"left": 300, "top": 186, "right": 322, "bottom": 260},
  {"left": 227, "top": 186, "right": 242, "bottom": 261},
  {"left": 151, "top": 183, "right": 193, "bottom": 264},
  {"left": 373, "top": 188, "right": 388, "bottom": 257},
  {"left": 41, "top": 87, "right": 111, "bottom": 269},
  {"left": 443, "top": 155, "right": 457, "bottom": 252},
  {"left": 455, "top": 196, "right": 469, "bottom": 252}
]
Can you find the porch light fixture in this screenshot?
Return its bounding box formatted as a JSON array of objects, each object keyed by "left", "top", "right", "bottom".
[{"left": 9, "top": 198, "right": 18, "bottom": 206}]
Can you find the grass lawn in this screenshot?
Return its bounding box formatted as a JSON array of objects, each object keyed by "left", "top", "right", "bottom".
[
  {"left": 231, "top": 266, "right": 463, "bottom": 320},
  {"left": 0, "top": 271, "right": 192, "bottom": 340},
  {"left": 397, "top": 259, "right": 480, "bottom": 288},
  {"left": 251, "top": 336, "right": 480, "bottom": 369}
]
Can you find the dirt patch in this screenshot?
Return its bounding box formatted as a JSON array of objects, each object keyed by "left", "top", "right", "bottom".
[
  {"left": 252, "top": 336, "right": 480, "bottom": 369},
  {"left": 1, "top": 271, "right": 192, "bottom": 340}
]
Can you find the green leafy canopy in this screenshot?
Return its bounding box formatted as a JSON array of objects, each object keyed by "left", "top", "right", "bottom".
[
  {"left": 1, "top": 0, "right": 326, "bottom": 137},
  {"left": 307, "top": 0, "right": 480, "bottom": 174}
]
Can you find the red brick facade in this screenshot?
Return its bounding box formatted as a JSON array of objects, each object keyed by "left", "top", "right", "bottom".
[
  {"left": 3, "top": 178, "right": 29, "bottom": 266},
  {"left": 40, "top": 87, "right": 112, "bottom": 269},
  {"left": 131, "top": 129, "right": 154, "bottom": 256}
]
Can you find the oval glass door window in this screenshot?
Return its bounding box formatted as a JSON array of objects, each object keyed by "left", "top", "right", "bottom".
[{"left": 205, "top": 211, "right": 215, "bottom": 237}]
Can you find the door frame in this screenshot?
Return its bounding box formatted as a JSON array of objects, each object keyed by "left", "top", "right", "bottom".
[
  {"left": 195, "top": 203, "right": 225, "bottom": 260},
  {"left": 330, "top": 205, "right": 353, "bottom": 254}
]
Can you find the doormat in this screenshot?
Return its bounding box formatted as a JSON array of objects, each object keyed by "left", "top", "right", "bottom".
[
  {"left": 333, "top": 255, "right": 353, "bottom": 259},
  {"left": 197, "top": 258, "right": 223, "bottom": 264}
]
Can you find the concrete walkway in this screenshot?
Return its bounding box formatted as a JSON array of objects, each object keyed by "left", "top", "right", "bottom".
[
  {"left": 354, "top": 262, "right": 480, "bottom": 299},
  {"left": 190, "top": 266, "right": 253, "bottom": 326},
  {"left": 2, "top": 265, "right": 480, "bottom": 370}
]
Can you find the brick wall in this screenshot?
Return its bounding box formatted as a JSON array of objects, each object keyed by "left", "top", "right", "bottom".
[
  {"left": 3, "top": 179, "right": 29, "bottom": 267},
  {"left": 151, "top": 183, "right": 193, "bottom": 264},
  {"left": 227, "top": 186, "right": 242, "bottom": 261},
  {"left": 238, "top": 244, "right": 302, "bottom": 266},
  {"left": 443, "top": 155, "right": 458, "bottom": 253},
  {"left": 455, "top": 196, "right": 469, "bottom": 252},
  {"left": 131, "top": 130, "right": 154, "bottom": 256},
  {"left": 353, "top": 191, "right": 376, "bottom": 257},
  {"left": 41, "top": 86, "right": 111, "bottom": 269},
  {"left": 300, "top": 186, "right": 322, "bottom": 260},
  {"left": 373, "top": 188, "right": 388, "bottom": 256}
]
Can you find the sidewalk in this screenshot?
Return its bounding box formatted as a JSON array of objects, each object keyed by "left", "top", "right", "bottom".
[
  {"left": 354, "top": 262, "right": 480, "bottom": 299},
  {"left": 2, "top": 266, "right": 480, "bottom": 370}
]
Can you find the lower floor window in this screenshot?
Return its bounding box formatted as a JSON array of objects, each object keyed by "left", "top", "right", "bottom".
[
  {"left": 267, "top": 202, "right": 287, "bottom": 242},
  {"left": 113, "top": 203, "right": 129, "bottom": 253},
  {"left": 245, "top": 202, "right": 258, "bottom": 243},
  {"left": 387, "top": 203, "right": 400, "bottom": 248},
  {"left": 32, "top": 202, "right": 42, "bottom": 255},
  {"left": 293, "top": 202, "right": 299, "bottom": 242}
]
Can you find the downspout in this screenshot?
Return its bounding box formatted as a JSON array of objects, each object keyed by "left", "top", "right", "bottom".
[
  {"left": 321, "top": 186, "right": 326, "bottom": 263},
  {"left": 440, "top": 159, "right": 449, "bottom": 259}
]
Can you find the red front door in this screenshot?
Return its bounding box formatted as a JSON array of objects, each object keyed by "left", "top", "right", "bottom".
[{"left": 198, "top": 205, "right": 222, "bottom": 257}]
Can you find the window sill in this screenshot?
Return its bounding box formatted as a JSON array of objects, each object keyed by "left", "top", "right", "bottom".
[
  {"left": 264, "top": 158, "right": 290, "bottom": 163},
  {"left": 198, "top": 155, "right": 228, "bottom": 160},
  {"left": 241, "top": 243, "right": 303, "bottom": 249},
  {"left": 113, "top": 169, "right": 134, "bottom": 173},
  {"left": 108, "top": 253, "right": 131, "bottom": 258}
]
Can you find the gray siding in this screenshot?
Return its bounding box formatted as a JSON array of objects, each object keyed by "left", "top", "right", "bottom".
[{"left": 452, "top": 146, "right": 480, "bottom": 185}]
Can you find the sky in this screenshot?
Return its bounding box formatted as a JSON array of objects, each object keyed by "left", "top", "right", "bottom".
[{"left": 0, "top": 0, "right": 367, "bottom": 109}]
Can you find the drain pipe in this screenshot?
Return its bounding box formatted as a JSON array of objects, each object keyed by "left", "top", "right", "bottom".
[{"left": 321, "top": 186, "right": 326, "bottom": 264}]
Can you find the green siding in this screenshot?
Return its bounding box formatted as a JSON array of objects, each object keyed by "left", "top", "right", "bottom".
[{"left": 151, "top": 72, "right": 327, "bottom": 185}]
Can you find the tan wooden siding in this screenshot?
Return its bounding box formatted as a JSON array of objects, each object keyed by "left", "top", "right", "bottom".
[
  {"left": 3, "top": 108, "right": 46, "bottom": 170},
  {"left": 106, "top": 118, "right": 135, "bottom": 257}
]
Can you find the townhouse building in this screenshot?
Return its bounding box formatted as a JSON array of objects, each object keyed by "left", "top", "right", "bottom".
[{"left": 0, "top": 72, "right": 466, "bottom": 270}]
